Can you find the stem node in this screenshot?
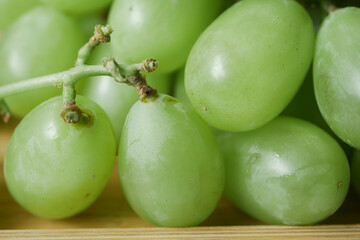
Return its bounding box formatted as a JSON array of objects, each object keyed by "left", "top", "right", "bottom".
[
  {"left": 142, "top": 58, "right": 158, "bottom": 72},
  {"left": 103, "top": 57, "right": 126, "bottom": 83}
]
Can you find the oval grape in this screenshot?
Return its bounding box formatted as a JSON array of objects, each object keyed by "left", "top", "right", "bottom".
[
  {"left": 313, "top": 7, "right": 360, "bottom": 149},
  {"left": 118, "top": 94, "right": 224, "bottom": 227},
  {"left": 217, "top": 116, "right": 350, "bottom": 225},
  {"left": 185, "top": 0, "right": 315, "bottom": 132}
]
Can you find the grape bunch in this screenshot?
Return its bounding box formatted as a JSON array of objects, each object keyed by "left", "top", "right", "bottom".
[{"left": 0, "top": 0, "right": 359, "bottom": 227}]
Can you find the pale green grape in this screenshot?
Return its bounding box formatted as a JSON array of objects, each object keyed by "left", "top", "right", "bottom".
[
  {"left": 108, "top": 0, "right": 224, "bottom": 74},
  {"left": 185, "top": 0, "right": 315, "bottom": 132},
  {"left": 4, "top": 96, "right": 116, "bottom": 219},
  {"left": 0, "top": 0, "right": 39, "bottom": 31},
  {"left": 0, "top": 6, "right": 86, "bottom": 117},
  {"left": 218, "top": 116, "right": 350, "bottom": 225},
  {"left": 77, "top": 44, "right": 173, "bottom": 144},
  {"left": 118, "top": 94, "right": 224, "bottom": 227},
  {"left": 314, "top": 7, "right": 360, "bottom": 149},
  {"left": 38, "top": 0, "right": 113, "bottom": 15}
]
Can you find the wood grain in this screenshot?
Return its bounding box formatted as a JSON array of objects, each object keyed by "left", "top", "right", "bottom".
[
  {"left": 1, "top": 225, "right": 360, "bottom": 239},
  {"left": 0, "top": 118, "right": 360, "bottom": 239}
]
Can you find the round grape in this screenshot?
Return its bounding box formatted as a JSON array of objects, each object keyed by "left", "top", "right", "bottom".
[{"left": 4, "top": 96, "right": 116, "bottom": 219}]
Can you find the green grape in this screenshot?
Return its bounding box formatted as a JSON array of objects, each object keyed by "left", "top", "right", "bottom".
[
  {"left": 108, "top": 0, "right": 224, "bottom": 74},
  {"left": 314, "top": 7, "right": 360, "bottom": 149},
  {"left": 185, "top": 0, "right": 315, "bottom": 132},
  {"left": 217, "top": 116, "right": 350, "bottom": 225},
  {"left": 77, "top": 44, "right": 173, "bottom": 144},
  {"left": 37, "top": 0, "right": 113, "bottom": 15},
  {"left": 4, "top": 96, "right": 116, "bottom": 219},
  {"left": 0, "top": 0, "right": 39, "bottom": 31},
  {"left": 118, "top": 94, "right": 224, "bottom": 227},
  {"left": 0, "top": 6, "right": 86, "bottom": 117},
  {"left": 172, "top": 69, "right": 191, "bottom": 106}
]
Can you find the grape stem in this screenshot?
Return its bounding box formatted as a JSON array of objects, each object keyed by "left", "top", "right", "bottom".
[
  {"left": 0, "top": 65, "right": 110, "bottom": 100},
  {"left": 103, "top": 57, "right": 158, "bottom": 101},
  {"left": 76, "top": 25, "right": 113, "bottom": 66},
  {"left": 0, "top": 24, "right": 158, "bottom": 124}
]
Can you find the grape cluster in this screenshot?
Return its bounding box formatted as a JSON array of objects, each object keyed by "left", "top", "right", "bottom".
[{"left": 0, "top": 0, "right": 359, "bottom": 227}]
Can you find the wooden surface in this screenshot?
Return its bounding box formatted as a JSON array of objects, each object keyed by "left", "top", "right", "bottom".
[
  {"left": 1, "top": 225, "right": 360, "bottom": 239},
  {"left": 1, "top": 118, "right": 360, "bottom": 239}
]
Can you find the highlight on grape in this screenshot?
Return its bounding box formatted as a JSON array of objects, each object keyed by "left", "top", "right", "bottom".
[{"left": 0, "top": 0, "right": 359, "bottom": 227}]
